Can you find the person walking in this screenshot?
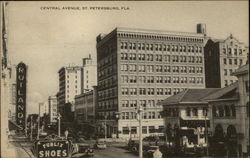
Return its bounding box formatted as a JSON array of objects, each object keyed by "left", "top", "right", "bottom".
[{"left": 153, "top": 147, "right": 162, "bottom": 158}]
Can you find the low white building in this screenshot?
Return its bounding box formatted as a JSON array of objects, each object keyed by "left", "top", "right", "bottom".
[{"left": 160, "top": 88, "right": 219, "bottom": 148}]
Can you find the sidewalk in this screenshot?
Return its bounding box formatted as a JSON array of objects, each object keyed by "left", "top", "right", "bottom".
[{"left": 1, "top": 141, "right": 18, "bottom": 158}]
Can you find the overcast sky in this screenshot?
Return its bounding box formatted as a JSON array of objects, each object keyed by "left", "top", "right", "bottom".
[{"left": 7, "top": 1, "right": 248, "bottom": 114}]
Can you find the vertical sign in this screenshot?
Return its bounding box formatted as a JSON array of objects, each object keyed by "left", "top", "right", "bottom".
[{"left": 16, "top": 62, "right": 27, "bottom": 131}]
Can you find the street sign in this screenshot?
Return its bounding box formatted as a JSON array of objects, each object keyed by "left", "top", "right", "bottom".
[{"left": 36, "top": 140, "right": 70, "bottom": 158}]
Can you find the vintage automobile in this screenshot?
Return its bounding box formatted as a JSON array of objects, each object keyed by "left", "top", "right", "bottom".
[
  {"left": 72, "top": 143, "right": 94, "bottom": 157},
  {"left": 94, "top": 139, "right": 107, "bottom": 149},
  {"left": 143, "top": 146, "right": 160, "bottom": 158}
]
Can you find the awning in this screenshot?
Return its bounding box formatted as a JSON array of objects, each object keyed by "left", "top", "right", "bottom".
[{"left": 8, "top": 120, "right": 22, "bottom": 131}]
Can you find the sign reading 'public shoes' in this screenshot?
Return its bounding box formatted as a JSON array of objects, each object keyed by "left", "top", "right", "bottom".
[
  {"left": 36, "top": 139, "right": 70, "bottom": 158},
  {"left": 16, "top": 62, "right": 27, "bottom": 130}
]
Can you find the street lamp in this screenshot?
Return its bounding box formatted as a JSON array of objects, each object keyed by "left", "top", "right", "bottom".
[
  {"left": 136, "top": 106, "right": 144, "bottom": 158},
  {"left": 57, "top": 113, "right": 61, "bottom": 137}
]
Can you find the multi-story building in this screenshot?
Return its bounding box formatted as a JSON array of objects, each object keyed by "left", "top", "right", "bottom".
[
  {"left": 75, "top": 86, "right": 97, "bottom": 124},
  {"left": 57, "top": 66, "right": 82, "bottom": 117},
  {"left": 48, "top": 96, "right": 58, "bottom": 124},
  {"left": 203, "top": 63, "right": 249, "bottom": 157},
  {"left": 204, "top": 34, "right": 248, "bottom": 88},
  {"left": 82, "top": 55, "right": 97, "bottom": 93},
  {"left": 96, "top": 25, "right": 207, "bottom": 138},
  {"left": 160, "top": 88, "right": 219, "bottom": 149}
]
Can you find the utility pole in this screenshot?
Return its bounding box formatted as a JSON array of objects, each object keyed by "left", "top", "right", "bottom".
[
  {"left": 205, "top": 110, "right": 209, "bottom": 156},
  {"left": 104, "top": 115, "right": 107, "bottom": 141},
  {"left": 58, "top": 113, "right": 61, "bottom": 137},
  {"left": 37, "top": 103, "right": 42, "bottom": 140},
  {"left": 137, "top": 106, "right": 143, "bottom": 158}
]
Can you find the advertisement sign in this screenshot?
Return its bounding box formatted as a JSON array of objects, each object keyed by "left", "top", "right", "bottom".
[
  {"left": 16, "top": 62, "right": 27, "bottom": 131},
  {"left": 36, "top": 140, "right": 70, "bottom": 158}
]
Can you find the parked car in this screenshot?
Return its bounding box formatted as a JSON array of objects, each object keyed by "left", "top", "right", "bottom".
[
  {"left": 128, "top": 138, "right": 139, "bottom": 151},
  {"left": 94, "top": 139, "right": 107, "bottom": 149},
  {"left": 72, "top": 143, "right": 94, "bottom": 157},
  {"left": 143, "top": 146, "right": 159, "bottom": 158}
]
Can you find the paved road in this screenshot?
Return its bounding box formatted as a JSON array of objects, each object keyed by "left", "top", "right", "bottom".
[{"left": 94, "top": 145, "right": 138, "bottom": 158}]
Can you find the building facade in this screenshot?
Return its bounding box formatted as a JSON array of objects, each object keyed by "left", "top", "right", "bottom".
[
  {"left": 82, "top": 55, "right": 97, "bottom": 93},
  {"left": 204, "top": 64, "right": 249, "bottom": 157},
  {"left": 48, "top": 96, "right": 58, "bottom": 124},
  {"left": 57, "top": 66, "right": 82, "bottom": 117},
  {"left": 204, "top": 34, "right": 248, "bottom": 88},
  {"left": 160, "top": 89, "right": 219, "bottom": 149},
  {"left": 75, "top": 86, "right": 97, "bottom": 124},
  {"left": 96, "top": 25, "right": 206, "bottom": 138}
]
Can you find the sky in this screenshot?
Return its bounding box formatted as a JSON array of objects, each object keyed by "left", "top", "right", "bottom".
[{"left": 6, "top": 1, "right": 249, "bottom": 114}]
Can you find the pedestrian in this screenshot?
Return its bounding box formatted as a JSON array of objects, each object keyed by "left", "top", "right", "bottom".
[{"left": 153, "top": 147, "right": 162, "bottom": 158}]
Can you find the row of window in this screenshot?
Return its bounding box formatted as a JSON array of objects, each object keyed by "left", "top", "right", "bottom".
[
  {"left": 98, "top": 55, "right": 116, "bottom": 69},
  {"left": 98, "top": 76, "right": 117, "bottom": 89},
  {"left": 224, "top": 80, "right": 237, "bottom": 87},
  {"left": 121, "top": 88, "right": 185, "bottom": 96},
  {"left": 224, "top": 69, "right": 237, "bottom": 76},
  {"left": 98, "top": 99, "right": 118, "bottom": 110},
  {"left": 121, "top": 76, "right": 204, "bottom": 84},
  {"left": 223, "top": 58, "right": 243, "bottom": 65},
  {"left": 222, "top": 48, "right": 243, "bottom": 56},
  {"left": 118, "top": 32, "right": 203, "bottom": 42},
  {"left": 98, "top": 88, "right": 118, "bottom": 100},
  {"left": 122, "top": 126, "right": 164, "bottom": 135},
  {"left": 121, "top": 111, "right": 162, "bottom": 120},
  {"left": 212, "top": 105, "right": 236, "bottom": 117},
  {"left": 120, "top": 64, "right": 203, "bottom": 73},
  {"left": 121, "top": 100, "right": 161, "bottom": 108},
  {"left": 98, "top": 65, "right": 117, "bottom": 78},
  {"left": 121, "top": 53, "right": 203, "bottom": 63},
  {"left": 164, "top": 107, "right": 208, "bottom": 117},
  {"left": 120, "top": 42, "right": 203, "bottom": 53}
]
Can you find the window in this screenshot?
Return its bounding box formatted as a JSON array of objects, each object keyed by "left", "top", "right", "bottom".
[
  {"left": 240, "top": 59, "right": 243, "bottom": 65},
  {"left": 123, "top": 127, "right": 129, "bottom": 134},
  {"left": 224, "top": 69, "right": 227, "bottom": 76},
  {"left": 186, "top": 108, "right": 191, "bottom": 116},
  {"left": 139, "top": 88, "right": 146, "bottom": 95},
  {"left": 234, "top": 59, "right": 238, "bottom": 65},
  {"left": 142, "top": 126, "right": 147, "bottom": 134},
  {"left": 192, "top": 108, "right": 198, "bottom": 116},
  {"left": 224, "top": 58, "right": 227, "bottom": 65},
  {"left": 245, "top": 81, "right": 249, "bottom": 93},
  {"left": 231, "top": 105, "right": 236, "bottom": 117},
  {"left": 149, "top": 126, "right": 155, "bottom": 133},
  {"left": 202, "top": 107, "right": 208, "bottom": 116},
  {"left": 223, "top": 48, "right": 226, "bottom": 54},
  {"left": 229, "top": 59, "right": 232, "bottom": 65},
  {"left": 131, "top": 127, "right": 137, "bottom": 134},
  {"left": 158, "top": 126, "right": 164, "bottom": 133},
  {"left": 234, "top": 49, "right": 237, "bottom": 55},
  {"left": 225, "top": 80, "right": 228, "bottom": 87}
]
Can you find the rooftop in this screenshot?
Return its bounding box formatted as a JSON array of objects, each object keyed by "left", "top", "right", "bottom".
[
  {"left": 202, "top": 82, "right": 238, "bottom": 101},
  {"left": 232, "top": 63, "right": 249, "bottom": 76},
  {"left": 115, "top": 27, "right": 205, "bottom": 37},
  {"left": 159, "top": 88, "right": 220, "bottom": 106}
]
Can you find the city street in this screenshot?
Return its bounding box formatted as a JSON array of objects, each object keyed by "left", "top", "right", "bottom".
[{"left": 93, "top": 145, "right": 138, "bottom": 158}]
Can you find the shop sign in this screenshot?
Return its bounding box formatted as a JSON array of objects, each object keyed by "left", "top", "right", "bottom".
[
  {"left": 16, "top": 62, "right": 27, "bottom": 130},
  {"left": 36, "top": 140, "right": 70, "bottom": 158}
]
